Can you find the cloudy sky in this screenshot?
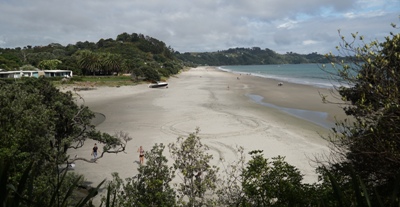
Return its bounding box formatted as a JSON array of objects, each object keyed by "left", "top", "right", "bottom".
[{"left": 0, "top": 0, "right": 399, "bottom": 54}]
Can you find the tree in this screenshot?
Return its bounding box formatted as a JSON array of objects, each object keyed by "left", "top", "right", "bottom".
[
  {"left": 140, "top": 66, "right": 160, "bottom": 81},
  {"left": 0, "top": 78, "right": 131, "bottom": 205},
  {"left": 241, "top": 151, "right": 315, "bottom": 206},
  {"left": 216, "top": 147, "right": 247, "bottom": 206},
  {"left": 217, "top": 148, "right": 323, "bottom": 207},
  {"left": 26, "top": 52, "right": 56, "bottom": 66},
  {"left": 75, "top": 50, "right": 102, "bottom": 75},
  {"left": 168, "top": 128, "right": 219, "bottom": 207},
  {"left": 0, "top": 158, "right": 105, "bottom": 207},
  {"left": 38, "top": 59, "right": 62, "bottom": 70},
  {"left": 19, "top": 64, "right": 37, "bottom": 71},
  {"left": 116, "top": 32, "right": 130, "bottom": 42},
  {"left": 103, "top": 143, "right": 176, "bottom": 207},
  {"left": 0, "top": 55, "right": 20, "bottom": 70},
  {"left": 102, "top": 53, "right": 122, "bottom": 75},
  {"left": 321, "top": 24, "right": 400, "bottom": 204}
]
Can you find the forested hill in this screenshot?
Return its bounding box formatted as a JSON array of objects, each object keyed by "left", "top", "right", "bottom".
[
  {"left": 1, "top": 32, "right": 344, "bottom": 80},
  {"left": 0, "top": 32, "right": 183, "bottom": 81},
  {"left": 175, "top": 47, "right": 334, "bottom": 66}
]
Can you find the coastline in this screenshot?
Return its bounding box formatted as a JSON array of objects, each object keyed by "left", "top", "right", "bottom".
[
  {"left": 66, "top": 66, "right": 347, "bottom": 204},
  {"left": 220, "top": 68, "right": 347, "bottom": 129}
]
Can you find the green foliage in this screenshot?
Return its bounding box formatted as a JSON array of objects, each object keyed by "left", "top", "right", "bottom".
[
  {"left": 140, "top": 66, "right": 160, "bottom": 81},
  {"left": 0, "top": 158, "right": 105, "bottom": 207},
  {"left": 321, "top": 24, "right": 400, "bottom": 206},
  {"left": 102, "top": 53, "right": 123, "bottom": 75},
  {"left": 0, "top": 55, "right": 20, "bottom": 70},
  {"left": 103, "top": 143, "right": 176, "bottom": 207},
  {"left": 168, "top": 128, "right": 219, "bottom": 207},
  {"left": 316, "top": 166, "right": 400, "bottom": 207},
  {"left": 75, "top": 51, "right": 124, "bottom": 76},
  {"left": 0, "top": 159, "right": 34, "bottom": 206},
  {"left": 0, "top": 49, "right": 22, "bottom": 69},
  {"left": 157, "top": 67, "right": 170, "bottom": 78},
  {"left": 26, "top": 52, "right": 56, "bottom": 66},
  {"left": 0, "top": 32, "right": 182, "bottom": 79},
  {"left": 0, "top": 79, "right": 57, "bottom": 181},
  {"left": 0, "top": 78, "right": 130, "bottom": 205},
  {"left": 134, "top": 143, "right": 176, "bottom": 206},
  {"left": 75, "top": 50, "right": 103, "bottom": 75},
  {"left": 38, "top": 59, "right": 62, "bottom": 70},
  {"left": 19, "top": 64, "right": 37, "bottom": 71},
  {"left": 216, "top": 146, "right": 247, "bottom": 206},
  {"left": 175, "top": 47, "right": 342, "bottom": 66},
  {"left": 241, "top": 151, "right": 317, "bottom": 206}
]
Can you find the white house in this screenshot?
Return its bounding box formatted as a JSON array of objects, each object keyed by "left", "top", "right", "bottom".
[{"left": 0, "top": 70, "right": 72, "bottom": 79}]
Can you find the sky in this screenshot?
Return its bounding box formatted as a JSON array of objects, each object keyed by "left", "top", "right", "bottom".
[{"left": 0, "top": 0, "right": 399, "bottom": 54}]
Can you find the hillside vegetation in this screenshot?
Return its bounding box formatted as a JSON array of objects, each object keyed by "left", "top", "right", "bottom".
[
  {"left": 175, "top": 47, "right": 347, "bottom": 65},
  {"left": 0, "top": 32, "right": 184, "bottom": 82},
  {"left": 0, "top": 33, "right": 347, "bottom": 82}
]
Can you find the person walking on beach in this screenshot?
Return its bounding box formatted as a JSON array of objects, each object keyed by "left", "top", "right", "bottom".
[
  {"left": 92, "top": 143, "right": 99, "bottom": 160},
  {"left": 137, "top": 146, "right": 145, "bottom": 165}
]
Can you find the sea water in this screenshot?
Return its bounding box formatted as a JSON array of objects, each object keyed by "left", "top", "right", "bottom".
[
  {"left": 218, "top": 64, "right": 341, "bottom": 129},
  {"left": 219, "top": 63, "right": 340, "bottom": 89}
]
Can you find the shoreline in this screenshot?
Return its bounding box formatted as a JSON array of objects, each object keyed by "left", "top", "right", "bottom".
[
  {"left": 217, "top": 64, "right": 336, "bottom": 87},
  {"left": 247, "top": 94, "right": 334, "bottom": 129},
  {"left": 66, "top": 66, "right": 347, "bottom": 204},
  {"left": 213, "top": 66, "right": 347, "bottom": 125}
]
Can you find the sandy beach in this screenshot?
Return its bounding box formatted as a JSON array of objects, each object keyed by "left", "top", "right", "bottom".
[{"left": 66, "top": 66, "right": 347, "bottom": 202}]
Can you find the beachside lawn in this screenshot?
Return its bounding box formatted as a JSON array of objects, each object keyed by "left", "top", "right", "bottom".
[{"left": 55, "top": 75, "right": 143, "bottom": 87}]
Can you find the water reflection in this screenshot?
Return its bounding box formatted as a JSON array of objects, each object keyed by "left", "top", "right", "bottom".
[{"left": 247, "top": 94, "right": 334, "bottom": 129}]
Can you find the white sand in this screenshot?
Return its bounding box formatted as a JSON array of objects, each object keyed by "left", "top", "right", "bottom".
[{"left": 66, "top": 66, "right": 346, "bottom": 203}]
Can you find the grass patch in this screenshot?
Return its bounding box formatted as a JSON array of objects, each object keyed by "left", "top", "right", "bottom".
[{"left": 55, "top": 75, "right": 145, "bottom": 87}]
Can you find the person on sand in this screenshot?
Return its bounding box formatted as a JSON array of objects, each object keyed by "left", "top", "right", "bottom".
[
  {"left": 137, "top": 146, "right": 145, "bottom": 164},
  {"left": 91, "top": 143, "right": 100, "bottom": 160}
]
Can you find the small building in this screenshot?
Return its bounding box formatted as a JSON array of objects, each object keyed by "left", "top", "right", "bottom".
[
  {"left": 0, "top": 70, "right": 40, "bottom": 78},
  {"left": 0, "top": 70, "right": 72, "bottom": 79},
  {"left": 44, "top": 70, "right": 73, "bottom": 78}
]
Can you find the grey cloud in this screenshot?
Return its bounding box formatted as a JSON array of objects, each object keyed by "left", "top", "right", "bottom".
[{"left": 0, "top": 0, "right": 398, "bottom": 54}]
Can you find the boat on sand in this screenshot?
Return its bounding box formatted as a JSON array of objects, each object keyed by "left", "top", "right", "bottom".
[{"left": 148, "top": 81, "right": 168, "bottom": 88}]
